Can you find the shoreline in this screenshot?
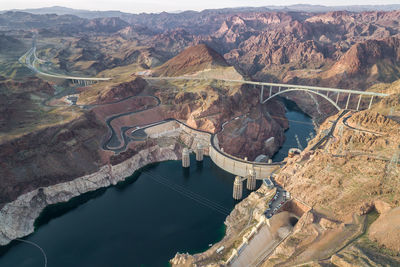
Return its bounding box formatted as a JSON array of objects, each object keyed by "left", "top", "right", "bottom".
[
  {"left": 0, "top": 110, "right": 292, "bottom": 247},
  {"left": 0, "top": 122, "right": 211, "bottom": 246},
  {"left": 0, "top": 145, "right": 179, "bottom": 246},
  {"left": 0, "top": 108, "right": 299, "bottom": 254}
]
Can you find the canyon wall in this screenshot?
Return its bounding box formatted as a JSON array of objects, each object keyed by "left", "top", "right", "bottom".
[{"left": 0, "top": 124, "right": 210, "bottom": 246}]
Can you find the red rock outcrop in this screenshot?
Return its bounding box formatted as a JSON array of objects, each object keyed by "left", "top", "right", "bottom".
[
  {"left": 152, "top": 44, "right": 229, "bottom": 77},
  {"left": 369, "top": 207, "right": 400, "bottom": 252},
  {"left": 327, "top": 37, "right": 400, "bottom": 82},
  {"left": 0, "top": 112, "right": 107, "bottom": 209},
  {"left": 94, "top": 77, "right": 148, "bottom": 104}
]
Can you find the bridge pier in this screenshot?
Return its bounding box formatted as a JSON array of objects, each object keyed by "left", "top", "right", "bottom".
[
  {"left": 233, "top": 176, "right": 243, "bottom": 200},
  {"left": 368, "top": 96, "right": 374, "bottom": 109},
  {"left": 345, "top": 93, "right": 352, "bottom": 110},
  {"left": 246, "top": 169, "right": 256, "bottom": 191},
  {"left": 335, "top": 92, "right": 340, "bottom": 105},
  {"left": 182, "top": 148, "right": 190, "bottom": 168},
  {"left": 356, "top": 95, "right": 362, "bottom": 111},
  {"left": 195, "top": 143, "right": 204, "bottom": 161}
]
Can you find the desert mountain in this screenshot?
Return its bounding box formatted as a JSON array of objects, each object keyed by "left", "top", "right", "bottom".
[
  {"left": 0, "top": 35, "right": 24, "bottom": 53},
  {"left": 83, "top": 17, "right": 129, "bottom": 33},
  {"left": 152, "top": 44, "right": 242, "bottom": 79},
  {"left": 1, "top": 6, "right": 400, "bottom": 266},
  {"left": 326, "top": 37, "right": 400, "bottom": 83},
  {"left": 0, "top": 12, "right": 128, "bottom": 34}
]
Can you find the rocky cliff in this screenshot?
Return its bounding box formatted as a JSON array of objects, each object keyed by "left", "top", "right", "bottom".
[
  {"left": 170, "top": 81, "right": 400, "bottom": 266},
  {"left": 152, "top": 44, "right": 232, "bottom": 77},
  {"left": 0, "top": 122, "right": 211, "bottom": 245}
]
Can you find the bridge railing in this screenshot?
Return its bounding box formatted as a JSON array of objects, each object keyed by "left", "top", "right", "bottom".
[{"left": 227, "top": 79, "right": 389, "bottom": 97}]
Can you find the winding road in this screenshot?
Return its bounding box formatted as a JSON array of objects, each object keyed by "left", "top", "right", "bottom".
[
  {"left": 342, "top": 113, "right": 384, "bottom": 136},
  {"left": 310, "top": 110, "right": 349, "bottom": 150},
  {"left": 22, "top": 35, "right": 110, "bottom": 82},
  {"left": 101, "top": 95, "right": 161, "bottom": 153}
]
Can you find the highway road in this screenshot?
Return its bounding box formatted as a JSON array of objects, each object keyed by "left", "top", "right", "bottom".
[
  {"left": 145, "top": 77, "right": 389, "bottom": 97},
  {"left": 21, "top": 36, "right": 110, "bottom": 82},
  {"left": 101, "top": 95, "right": 161, "bottom": 153}
]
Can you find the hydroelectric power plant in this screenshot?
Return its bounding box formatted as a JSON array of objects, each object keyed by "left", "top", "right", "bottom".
[{"left": 1, "top": 6, "right": 399, "bottom": 267}]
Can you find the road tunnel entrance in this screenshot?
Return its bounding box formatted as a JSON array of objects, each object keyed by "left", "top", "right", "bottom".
[{"left": 289, "top": 216, "right": 299, "bottom": 226}]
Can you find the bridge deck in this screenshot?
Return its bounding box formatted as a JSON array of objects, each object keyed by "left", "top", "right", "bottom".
[{"left": 145, "top": 77, "right": 389, "bottom": 97}]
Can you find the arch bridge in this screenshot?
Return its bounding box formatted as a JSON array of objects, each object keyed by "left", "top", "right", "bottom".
[
  {"left": 145, "top": 77, "right": 389, "bottom": 111},
  {"left": 251, "top": 81, "right": 388, "bottom": 111}
]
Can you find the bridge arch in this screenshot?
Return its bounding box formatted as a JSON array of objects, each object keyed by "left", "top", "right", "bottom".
[{"left": 262, "top": 88, "right": 341, "bottom": 111}]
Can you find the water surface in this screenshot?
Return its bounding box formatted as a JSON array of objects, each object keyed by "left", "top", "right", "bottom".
[
  {"left": 272, "top": 106, "right": 315, "bottom": 162},
  {"left": 0, "top": 157, "right": 260, "bottom": 267},
  {"left": 0, "top": 106, "right": 314, "bottom": 267}
]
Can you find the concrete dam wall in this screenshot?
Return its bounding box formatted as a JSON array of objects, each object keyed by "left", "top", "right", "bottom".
[
  {"left": 209, "top": 135, "right": 281, "bottom": 179},
  {"left": 143, "top": 120, "right": 282, "bottom": 180}
]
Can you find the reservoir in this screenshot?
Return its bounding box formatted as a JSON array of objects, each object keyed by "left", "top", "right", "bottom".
[{"left": 0, "top": 105, "right": 314, "bottom": 267}]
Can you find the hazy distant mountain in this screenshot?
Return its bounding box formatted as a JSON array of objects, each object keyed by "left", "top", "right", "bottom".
[
  {"left": 2, "top": 4, "right": 400, "bottom": 19},
  {"left": 266, "top": 4, "right": 400, "bottom": 12},
  {"left": 1, "top": 6, "right": 128, "bottom": 19},
  {"left": 0, "top": 11, "right": 129, "bottom": 34}
]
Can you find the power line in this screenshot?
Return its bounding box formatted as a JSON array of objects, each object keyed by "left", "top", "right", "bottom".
[
  {"left": 142, "top": 170, "right": 231, "bottom": 216},
  {"left": 15, "top": 239, "right": 47, "bottom": 267},
  {"left": 270, "top": 115, "right": 314, "bottom": 126},
  {"left": 144, "top": 169, "right": 231, "bottom": 214},
  {"left": 144, "top": 172, "right": 230, "bottom": 216}
]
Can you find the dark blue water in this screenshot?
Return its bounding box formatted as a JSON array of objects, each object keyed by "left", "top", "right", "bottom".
[
  {"left": 272, "top": 109, "right": 315, "bottom": 162},
  {"left": 0, "top": 107, "right": 314, "bottom": 267},
  {"left": 0, "top": 157, "right": 261, "bottom": 267}
]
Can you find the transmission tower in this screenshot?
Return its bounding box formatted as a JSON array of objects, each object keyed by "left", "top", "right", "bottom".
[
  {"left": 347, "top": 135, "right": 354, "bottom": 152},
  {"left": 312, "top": 120, "right": 318, "bottom": 130},
  {"left": 336, "top": 124, "right": 344, "bottom": 154},
  {"left": 388, "top": 149, "right": 399, "bottom": 174},
  {"left": 295, "top": 134, "right": 304, "bottom": 150}
]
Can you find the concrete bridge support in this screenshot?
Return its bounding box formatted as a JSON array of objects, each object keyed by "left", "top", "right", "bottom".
[
  {"left": 233, "top": 176, "right": 243, "bottom": 200},
  {"left": 70, "top": 79, "right": 97, "bottom": 86},
  {"left": 246, "top": 169, "right": 256, "bottom": 191},
  {"left": 182, "top": 148, "right": 190, "bottom": 168},
  {"left": 195, "top": 143, "right": 204, "bottom": 161}
]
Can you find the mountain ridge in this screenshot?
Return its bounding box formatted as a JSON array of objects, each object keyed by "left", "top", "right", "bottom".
[
  {"left": 3, "top": 4, "right": 400, "bottom": 18},
  {"left": 152, "top": 44, "right": 234, "bottom": 77}
]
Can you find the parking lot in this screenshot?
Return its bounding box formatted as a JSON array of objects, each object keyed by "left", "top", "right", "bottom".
[{"left": 264, "top": 183, "right": 289, "bottom": 219}]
